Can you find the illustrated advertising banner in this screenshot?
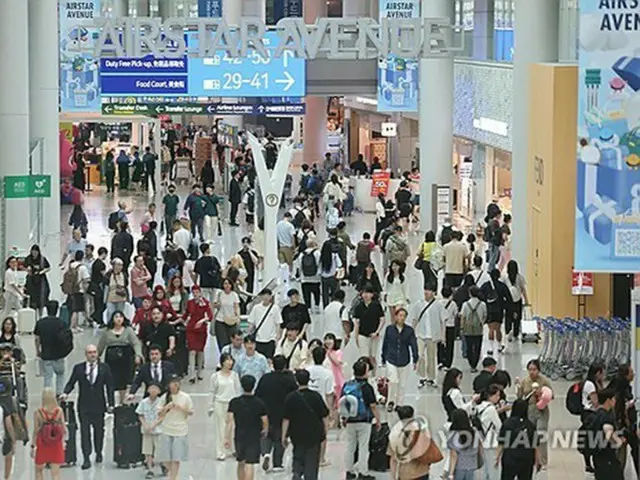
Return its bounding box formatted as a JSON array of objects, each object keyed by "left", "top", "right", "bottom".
[
  {"left": 377, "top": 0, "right": 420, "bottom": 112},
  {"left": 59, "top": 0, "right": 102, "bottom": 112},
  {"left": 575, "top": 0, "right": 640, "bottom": 272},
  {"left": 370, "top": 170, "right": 391, "bottom": 197}
]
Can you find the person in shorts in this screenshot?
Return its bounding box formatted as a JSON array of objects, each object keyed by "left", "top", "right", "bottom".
[
  {"left": 136, "top": 383, "right": 163, "bottom": 478},
  {"left": 226, "top": 375, "right": 268, "bottom": 480},
  {"left": 156, "top": 376, "right": 193, "bottom": 480}
]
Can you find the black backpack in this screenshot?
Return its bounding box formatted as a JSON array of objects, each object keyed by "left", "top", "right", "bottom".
[
  {"left": 301, "top": 250, "right": 318, "bottom": 277},
  {"left": 292, "top": 209, "right": 306, "bottom": 229},
  {"left": 566, "top": 382, "right": 584, "bottom": 416},
  {"left": 441, "top": 225, "right": 453, "bottom": 245},
  {"left": 56, "top": 324, "right": 74, "bottom": 358},
  {"left": 108, "top": 212, "right": 119, "bottom": 231}
]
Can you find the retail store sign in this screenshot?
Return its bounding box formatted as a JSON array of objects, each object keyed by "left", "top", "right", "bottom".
[
  {"left": 3, "top": 175, "right": 51, "bottom": 199},
  {"left": 80, "top": 17, "right": 462, "bottom": 59}
]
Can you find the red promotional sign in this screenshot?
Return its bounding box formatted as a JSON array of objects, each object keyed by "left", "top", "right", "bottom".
[
  {"left": 370, "top": 171, "right": 391, "bottom": 197},
  {"left": 572, "top": 270, "right": 594, "bottom": 296}
]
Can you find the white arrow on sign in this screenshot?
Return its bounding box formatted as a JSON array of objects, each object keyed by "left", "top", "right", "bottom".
[
  {"left": 207, "top": 105, "right": 216, "bottom": 114},
  {"left": 283, "top": 50, "right": 294, "bottom": 68},
  {"left": 104, "top": 105, "right": 113, "bottom": 114},
  {"left": 275, "top": 71, "right": 295, "bottom": 92}
]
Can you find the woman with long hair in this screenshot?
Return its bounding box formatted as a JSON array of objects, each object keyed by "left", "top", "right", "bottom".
[
  {"left": 481, "top": 268, "right": 512, "bottom": 355},
  {"left": 183, "top": 286, "right": 212, "bottom": 384},
  {"left": 319, "top": 231, "right": 343, "bottom": 308},
  {"left": 611, "top": 364, "right": 638, "bottom": 476},
  {"left": 208, "top": 353, "right": 240, "bottom": 461},
  {"left": 496, "top": 399, "right": 540, "bottom": 479},
  {"left": 24, "top": 245, "right": 51, "bottom": 316},
  {"left": 157, "top": 376, "right": 194, "bottom": 480},
  {"left": 355, "top": 262, "right": 383, "bottom": 297},
  {"left": 516, "top": 359, "right": 553, "bottom": 468},
  {"left": 323, "top": 333, "right": 345, "bottom": 409},
  {"left": 442, "top": 368, "right": 478, "bottom": 421},
  {"left": 0, "top": 317, "right": 19, "bottom": 348},
  {"left": 224, "top": 254, "right": 251, "bottom": 313},
  {"left": 448, "top": 408, "right": 481, "bottom": 480},
  {"left": 213, "top": 278, "right": 241, "bottom": 351},
  {"left": 153, "top": 285, "right": 178, "bottom": 321},
  {"left": 384, "top": 260, "right": 409, "bottom": 313},
  {"left": 98, "top": 311, "right": 142, "bottom": 404},
  {"left": 3, "top": 257, "right": 24, "bottom": 317},
  {"left": 580, "top": 361, "right": 605, "bottom": 473},
  {"left": 374, "top": 193, "right": 387, "bottom": 244},
  {"left": 503, "top": 260, "right": 529, "bottom": 342},
  {"left": 167, "top": 275, "right": 188, "bottom": 322},
  {"left": 31, "top": 388, "right": 65, "bottom": 480}
]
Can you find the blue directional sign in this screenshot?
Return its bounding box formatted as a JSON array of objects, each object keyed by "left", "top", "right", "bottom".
[{"left": 188, "top": 32, "right": 306, "bottom": 97}]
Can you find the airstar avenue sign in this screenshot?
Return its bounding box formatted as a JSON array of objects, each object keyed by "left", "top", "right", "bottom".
[{"left": 68, "top": 17, "right": 462, "bottom": 60}]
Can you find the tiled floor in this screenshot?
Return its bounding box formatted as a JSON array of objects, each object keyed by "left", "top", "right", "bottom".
[{"left": 5, "top": 183, "right": 594, "bottom": 478}]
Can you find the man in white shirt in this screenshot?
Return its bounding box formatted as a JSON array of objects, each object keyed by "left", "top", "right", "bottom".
[
  {"left": 443, "top": 231, "right": 468, "bottom": 289},
  {"left": 323, "top": 289, "right": 349, "bottom": 343},
  {"left": 276, "top": 213, "right": 296, "bottom": 272},
  {"left": 171, "top": 220, "right": 192, "bottom": 253},
  {"left": 276, "top": 325, "right": 309, "bottom": 370},
  {"left": 306, "top": 347, "right": 334, "bottom": 407},
  {"left": 248, "top": 288, "right": 282, "bottom": 359},
  {"left": 67, "top": 250, "right": 91, "bottom": 333},
  {"left": 410, "top": 285, "right": 445, "bottom": 388}
]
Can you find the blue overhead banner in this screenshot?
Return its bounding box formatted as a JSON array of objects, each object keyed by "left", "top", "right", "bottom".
[
  {"left": 575, "top": 0, "right": 640, "bottom": 272},
  {"left": 273, "top": 0, "right": 303, "bottom": 22},
  {"left": 59, "top": 0, "right": 102, "bottom": 112},
  {"left": 198, "top": 0, "right": 222, "bottom": 17},
  {"left": 188, "top": 32, "right": 306, "bottom": 97},
  {"left": 377, "top": 0, "right": 420, "bottom": 112}
]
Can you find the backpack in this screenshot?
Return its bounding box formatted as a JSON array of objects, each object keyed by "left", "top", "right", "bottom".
[
  {"left": 292, "top": 208, "right": 306, "bottom": 229},
  {"left": 108, "top": 211, "right": 119, "bottom": 231},
  {"left": 379, "top": 228, "right": 394, "bottom": 252},
  {"left": 61, "top": 265, "right": 81, "bottom": 296},
  {"left": 471, "top": 405, "right": 491, "bottom": 438},
  {"left": 38, "top": 409, "right": 64, "bottom": 446},
  {"left": 56, "top": 325, "right": 74, "bottom": 358},
  {"left": 386, "top": 236, "right": 406, "bottom": 262},
  {"left": 463, "top": 302, "right": 483, "bottom": 336},
  {"left": 566, "top": 382, "right": 585, "bottom": 416},
  {"left": 430, "top": 245, "right": 445, "bottom": 271},
  {"left": 484, "top": 280, "right": 499, "bottom": 304},
  {"left": 356, "top": 241, "right": 371, "bottom": 263},
  {"left": 301, "top": 250, "right": 319, "bottom": 277},
  {"left": 339, "top": 380, "right": 371, "bottom": 422},
  {"left": 246, "top": 190, "right": 255, "bottom": 213}
]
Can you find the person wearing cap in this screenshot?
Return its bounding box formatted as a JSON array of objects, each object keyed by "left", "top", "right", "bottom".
[
  {"left": 183, "top": 285, "right": 213, "bottom": 384},
  {"left": 248, "top": 288, "right": 282, "bottom": 359},
  {"left": 410, "top": 285, "right": 446, "bottom": 389},
  {"left": 276, "top": 324, "right": 309, "bottom": 370},
  {"left": 131, "top": 255, "right": 153, "bottom": 310},
  {"left": 105, "top": 258, "right": 129, "bottom": 321},
  {"left": 281, "top": 289, "right": 312, "bottom": 339},
  {"left": 353, "top": 287, "right": 386, "bottom": 369},
  {"left": 473, "top": 357, "right": 498, "bottom": 395}
]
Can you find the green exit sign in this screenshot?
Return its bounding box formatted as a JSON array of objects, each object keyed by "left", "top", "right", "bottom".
[{"left": 3, "top": 175, "right": 52, "bottom": 199}]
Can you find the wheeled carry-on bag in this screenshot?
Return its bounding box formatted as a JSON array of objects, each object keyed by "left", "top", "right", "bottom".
[
  {"left": 520, "top": 306, "right": 539, "bottom": 343},
  {"left": 61, "top": 401, "right": 77, "bottom": 467},
  {"left": 172, "top": 325, "right": 189, "bottom": 377},
  {"left": 16, "top": 296, "right": 36, "bottom": 334},
  {"left": 113, "top": 404, "right": 144, "bottom": 468}
]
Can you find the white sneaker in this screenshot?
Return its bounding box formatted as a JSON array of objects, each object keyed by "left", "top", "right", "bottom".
[{"left": 272, "top": 466, "right": 285, "bottom": 472}]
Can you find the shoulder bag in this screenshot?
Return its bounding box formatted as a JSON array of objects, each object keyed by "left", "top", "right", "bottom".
[
  {"left": 252, "top": 304, "right": 275, "bottom": 337},
  {"left": 414, "top": 300, "right": 435, "bottom": 328}
]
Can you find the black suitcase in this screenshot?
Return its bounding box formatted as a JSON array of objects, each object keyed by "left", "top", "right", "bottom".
[
  {"left": 61, "top": 401, "right": 77, "bottom": 466},
  {"left": 113, "top": 405, "right": 144, "bottom": 468},
  {"left": 368, "top": 422, "right": 390, "bottom": 472}
]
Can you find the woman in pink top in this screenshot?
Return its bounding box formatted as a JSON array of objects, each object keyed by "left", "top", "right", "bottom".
[
  {"left": 323, "top": 333, "right": 345, "bottom": 408},
  {"left": 130, "top": 255, "right": 152, "bottom": 309}
]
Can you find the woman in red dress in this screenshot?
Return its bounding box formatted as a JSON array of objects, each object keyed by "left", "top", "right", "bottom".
[
  {"left": 183, "top": 285, "right": 213, "bottom": 384},
  {"left": 31, "top": 388, "right": 65, "bottom": 480},
  {"left": 153, "top": 285, "right": 178, "bottom": 321}
]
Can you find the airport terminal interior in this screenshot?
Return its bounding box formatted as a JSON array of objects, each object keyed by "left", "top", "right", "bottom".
[{"left": 0, "top": 0, "right": 638, "bottom": 479}]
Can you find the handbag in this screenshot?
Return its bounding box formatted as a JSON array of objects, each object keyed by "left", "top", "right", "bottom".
[{"left": 414, "top": 253, "right": 425, "bottom": 270}]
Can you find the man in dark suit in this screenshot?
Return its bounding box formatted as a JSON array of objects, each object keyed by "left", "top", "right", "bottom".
[
  {"left": 61, "top": 344, "right": 115, "bottom": 470},
  {"left": 128, "top": 344, "right": 175, "bottom": 398},
  {"left": 229, "top": 170, "right": 243, "bottom": 227}
]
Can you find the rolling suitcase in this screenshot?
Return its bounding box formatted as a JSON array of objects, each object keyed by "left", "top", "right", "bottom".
[
  {"left": 61, "top": 401, "right": 77, "bottom": 466},
  {"left": 172, "top": 325, "right": 189, "bottom": 377},
  {"left": 113, "top": 405, "right": 144, "bottom": 468},
  {"left": 520, "top": 305, "right": 539, "bottom": 344},
  {"left": 60, "top": 304, "right": 71, "bottom": 327},
  {"left": 16, "top": 296, "right": 36, "bottom": 334},
  {"left": 368, "top": 422, "right": 390, "bottom": 472}
]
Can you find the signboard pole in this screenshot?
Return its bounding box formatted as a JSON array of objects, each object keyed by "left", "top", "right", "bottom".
[
  {"left": 246, "top": 132, "right": 294, "bottom": 285},
  {"left": 631, "top": 287, "right": 640, "bottom": 399}
]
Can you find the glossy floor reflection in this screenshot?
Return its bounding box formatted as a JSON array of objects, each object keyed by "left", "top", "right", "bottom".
[{"left": 4, "top": 183, "right": 591, "bottom": 478}]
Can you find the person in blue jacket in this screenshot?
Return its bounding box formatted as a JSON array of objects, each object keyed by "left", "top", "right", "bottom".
[
  {"left": 116, "top": 149, "right": 131, "bottom": 190},
  {"left": 381, "top": 307, "right": 419, "bottom": 412}
]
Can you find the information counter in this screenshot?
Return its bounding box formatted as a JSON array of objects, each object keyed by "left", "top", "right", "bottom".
[{"left": 351, "top": 177, "right": 403, "bottom": 212}]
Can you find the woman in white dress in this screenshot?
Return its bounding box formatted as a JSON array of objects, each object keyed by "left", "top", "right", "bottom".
[
  {"left": 3, "top": 257, "right": 24, "bottom": 317},
  {"left": 384, "top": 260, "right": 409, "bottom": 314},
  {"left": 208, "top": 353, "right": 241, "bottom": 460}
]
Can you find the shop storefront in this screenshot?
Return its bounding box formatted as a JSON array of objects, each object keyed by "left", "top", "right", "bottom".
[{"left": 452, "top": 60, "right": 513, "bottom": 223}]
